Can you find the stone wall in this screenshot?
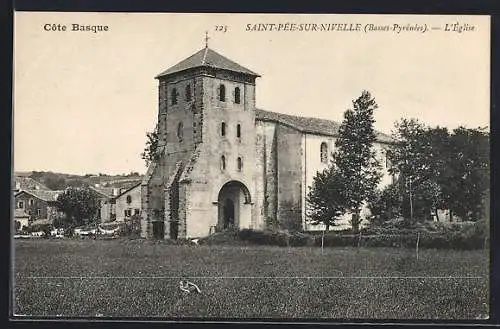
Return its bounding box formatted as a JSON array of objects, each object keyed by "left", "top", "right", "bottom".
[
  {"left": 276, "top": 124, "right": 303, "bottom": 230},
  {"left": 255, "top": 121, "right": 278, "bottom": 229},
  {"left": 14, "top": 192, "right": 49, "bottom": 221},
  {"left": 143, "top": 67, "right": 259, "bottom": 239},
  {"left": 114, "top": 185, "right": 141, "bottom": 222}
]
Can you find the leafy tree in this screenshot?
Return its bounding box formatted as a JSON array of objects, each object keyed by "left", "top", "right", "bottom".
[
  {"left": 141, "top": 125, "right": 160, "bottom": 167},
  {"left": 307, "top": 91, "right": 382, "bottom": 233},
  {"left": 447, "top": 127, "right": 489, "bottom": 221},
  {"left": 333, "top": 90, "right": 382, "bottom": 233},
  {"left": 54, "top": 187, "right": 100, "bottom": 228},
  {"left": 388, "top": 119, "right": 447, "bottom": 222},
  {"left": 389, "top": 121, "right": 489, "bottom": 223},
  {"left": 367, "top": 183, "right": 402, "bottom": 227},
  {"left": 306, "top": 166, "right": 346, "bottom": 231},
  {"left": 43, "top": 174, "right": 67, "bottom": 190}
]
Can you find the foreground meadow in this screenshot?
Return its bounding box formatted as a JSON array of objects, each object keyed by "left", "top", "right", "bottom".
[{"left": 13, "top": 239, "right": 489, "bottom": 320}]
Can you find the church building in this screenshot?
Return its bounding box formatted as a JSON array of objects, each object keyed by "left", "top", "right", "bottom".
[{"left": 140, "top": 45, "right": 394, "bottom": 239}]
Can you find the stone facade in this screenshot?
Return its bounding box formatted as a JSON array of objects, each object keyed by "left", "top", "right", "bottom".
[
  {"left": 141, "top": 46, "right": 395, "bottom": 239},
  {"left": 14, "top": 190, "right": 62, "bottom": 224},
  {"left": 113, "top": 183, "right": 142, "bottom": 222}
]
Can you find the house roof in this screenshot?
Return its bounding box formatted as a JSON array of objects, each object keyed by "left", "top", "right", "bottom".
[
  {"left": 89, "top": 186, "right": 115, "bottom": 199},
  {"left": 112, "top": 182, "right": 141, "bottom": 200},
  {"left": 16, "top": 189, "right": 62, "bottom": 202},
  {"left": 255, "top": 109, "right": 393, "bottom": 144},
  {"left": 156, "top": 47, "right": 260, "bottom": 78},
  {"left": 13, "top": 176, "right": 51, "bottom": 191},
  {"left": 14, "top": 209, "right": 29, "bottom": 218}
]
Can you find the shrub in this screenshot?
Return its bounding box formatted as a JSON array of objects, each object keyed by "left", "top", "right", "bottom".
[
  {"left": 236, "top": 229, "right": 314, "bottom": 247},
  {"left": 314, "top": 233, "right": 357, "bottom": 247},
  {"left": 311, "top": 221, "right": 487, "bottom": 250}
]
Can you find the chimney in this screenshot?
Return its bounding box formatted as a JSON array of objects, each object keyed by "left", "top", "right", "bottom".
[{"left": 112, "top": 188, "right": 119, "bottom": 196}]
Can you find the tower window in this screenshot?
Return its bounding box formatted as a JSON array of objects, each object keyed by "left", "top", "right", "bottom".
[
  {"left": 185, "top": 84, "right": 192, "bottom": 102},
  {"left": 236, "top": 124, "right": 241, "bottom": 138},
  {"left": 126, "top": 195, "right": 132, "bottom": 204},
  {"left": 177, "top": 122, "right": 183, "bottom": 142},
  {"left": 221, "top": 122, "right": 226, "bottom": 137},
  {"left": 171, "top": 88, "right": 178, "bottom": 105},
  {"left": 221, "top": 155, "right": 226, "bottom": 170},
  {"left": 219, "top": 84, "right": 226, "bottom": 102},
  {"left": 18, "top": 201, "right": 24, "bottom": 209},
  {"left": 320, "top": 142, "right": 328, "bottom": 164},
  {"left": 237, "top": 157, "right": 243, "bottom": 171},
  {"left": 234, "top": 87, "right": 241, "bottom": 104}
]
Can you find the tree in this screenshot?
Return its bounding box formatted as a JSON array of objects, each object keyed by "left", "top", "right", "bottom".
[
  {"left": 447, "top": 126, "right": 489, "bottom": 221},
  {"left": 55, "top": 187, "right": 100, "bottom": 228},
  {"left": 333, "top": 91, "right": 382, "bottom": 233},
  {"left": 43, "top": 174, "right": 67, "bottom": 190},
  {"left": 367, "top": 183, "right": 402, "bottom": 227},
  {"left": 306, "top": 90, "right": 382, "bottom": 233},
  {"left": 388, "top": 119, "right": 447, "bottom": 222},
  {"left": 306, "top": 166, "right": 347, "bottom": 231},
  {"left": 141, "top": 125, "right": 160, "bottom": 167},
  {"left": 389, "top": 120, "right": 489, "bottom": 223}
]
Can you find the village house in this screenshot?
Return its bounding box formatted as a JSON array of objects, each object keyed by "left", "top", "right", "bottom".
[
  {"left": 140, "top": 45, "right": 396, "bottom": 240},
  {"left": 89, "top": 180, "right": 142, "bottom": 223},
  {"left": 14, "top": 189, "right": 63, "bottom": 227},
  {"left": 113, "top": 183, "right": 141, "bottom": 222},
  {"left": 13, "top": 175, "right": 50, "bottom": 193}
]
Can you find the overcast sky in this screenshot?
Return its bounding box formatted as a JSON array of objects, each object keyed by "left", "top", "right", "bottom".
[{"left": 14, "top": 13, "right": 490, "bottom": 175}]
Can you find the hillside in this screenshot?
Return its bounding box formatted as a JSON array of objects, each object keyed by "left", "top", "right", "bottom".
[{"left": 14, "top": 171, "right": 144, "bottom": 190}]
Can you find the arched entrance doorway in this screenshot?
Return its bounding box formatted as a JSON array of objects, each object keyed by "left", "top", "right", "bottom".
[{"left": 217, "top": 181, "right": 251, "bottom": 230}]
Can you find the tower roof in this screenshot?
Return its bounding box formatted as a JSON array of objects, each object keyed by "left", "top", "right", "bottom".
[{"left": 156, "top": 47, "right": 260, "bottom": 79}]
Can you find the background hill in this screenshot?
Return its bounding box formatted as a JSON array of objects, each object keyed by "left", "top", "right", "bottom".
[{"left": 14, "top": 171, "right": 143, "bottom": 190}]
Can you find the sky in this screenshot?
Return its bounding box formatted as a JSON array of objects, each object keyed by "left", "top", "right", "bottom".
[{"left": 13, "top": 13, "right": 490, "bottom": 175}]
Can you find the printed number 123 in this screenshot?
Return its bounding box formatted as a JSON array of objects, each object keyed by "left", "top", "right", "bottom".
[{"left": 215, "top": 25, "right": 228, "bottom": 33}]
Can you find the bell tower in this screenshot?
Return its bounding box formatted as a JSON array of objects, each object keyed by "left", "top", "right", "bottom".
[{"left": 141, "top": 43, "right": 261, "bottom": 239}]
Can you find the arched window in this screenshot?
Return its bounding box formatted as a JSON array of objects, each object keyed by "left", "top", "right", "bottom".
[
  {"left": 234, "top": 87, "right": 241, "bottom": 104},
  {"left": 177, "top": 122, "right": 183, "bottom": 142},
  {"left": 320, "top": 142, "right": 328, "bottom": 163},
  {"left": 221, "top": 155, "right": 226, "bottom": 170},
  {"left": 221, "top": 122, "right": 226, "bottom": 136},
  {"left": 237, "top": 157, "right": 243, "bottom": 171},
  {"left": 185, "top": 84, "right": 192, "bottom": 102},
  {"left": 236, "top": 124, "right": 241, "bottom": 138},
  {"left": 126, "top": 195, "right": 132, "bottom": 204},
  {"left": 171, "top": 88, "right": 178, "bottom": 105},
  {"left": 219, "top": 84, "right": 226, "bottom": 102}
]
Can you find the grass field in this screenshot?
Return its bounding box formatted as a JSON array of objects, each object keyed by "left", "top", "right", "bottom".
[{"left": 13, "top": 239, "right": 489, "bottom": 320}]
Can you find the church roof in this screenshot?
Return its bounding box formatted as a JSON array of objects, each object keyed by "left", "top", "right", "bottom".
[
  {"left": 156, "top": 47, "right": 260, "bottom": 78},
  {"left": 255, "top": 109, "right": 393, "bottom": 143}
]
